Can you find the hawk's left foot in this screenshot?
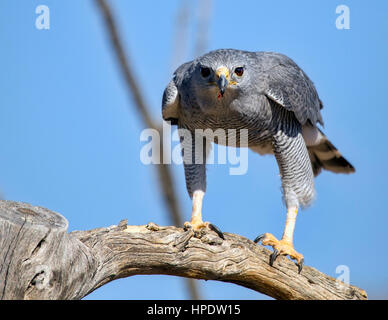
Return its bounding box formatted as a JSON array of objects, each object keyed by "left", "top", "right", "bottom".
[{"left": 254, "top": 233, "right": 304, "bottom": 274}]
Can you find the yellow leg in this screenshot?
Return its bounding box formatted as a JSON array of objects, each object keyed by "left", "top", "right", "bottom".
[
  {"left": 282, "top": 207, "right": 298, "bottom": 244},
  {"left": 184, "top": 190, "right": 207, "bottom": 230}
]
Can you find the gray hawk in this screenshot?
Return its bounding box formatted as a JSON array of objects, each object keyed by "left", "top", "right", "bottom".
[{"left": 162, "top": 49, "right": 355, "bottom": 273}]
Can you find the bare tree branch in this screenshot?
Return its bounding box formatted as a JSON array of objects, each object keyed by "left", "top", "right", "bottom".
[
  {"left": 0, "top": 201, "right": 367, "bottom": 300},
  {"left": 94, "top": 0, "right": 200, "bottom": 299}
]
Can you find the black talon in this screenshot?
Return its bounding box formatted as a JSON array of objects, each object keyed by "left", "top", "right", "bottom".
[
  {"left": 208, "top": 223, "right": 225, "bottom": 240},
  {"left": 297, "top": 258, "right": 304, "bottom": 274},
  {"left": 269, "top": 249, "right": 279, "bottom": 266},
  {"left": 254, "top": 234, "right": 265, "bottom": 244}
]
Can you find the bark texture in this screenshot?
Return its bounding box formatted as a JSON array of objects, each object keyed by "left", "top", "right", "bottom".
[{"left": 0, "top": 200, "right": 367, "bottom": 300}]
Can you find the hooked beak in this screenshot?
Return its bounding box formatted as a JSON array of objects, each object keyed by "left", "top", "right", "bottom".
[{"left": 216, "top": 67, "right": 229, "bottom": 97}]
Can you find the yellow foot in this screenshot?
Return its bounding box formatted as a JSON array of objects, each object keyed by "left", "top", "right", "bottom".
[
  {"left": 184, "top": 218, "right": 224, "bottom": 239},
  {"left": 254, "top": 233, "right": 304, "bottom": 274}
]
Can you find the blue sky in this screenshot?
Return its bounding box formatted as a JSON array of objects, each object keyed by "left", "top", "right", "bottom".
[{"left": 0, "top": 0, "right": 387, "bottom": 299}]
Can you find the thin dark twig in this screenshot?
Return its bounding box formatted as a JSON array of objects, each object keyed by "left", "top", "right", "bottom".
[
  {"left": 94, "top": 0, "right": 200, "bottom": 299},
  {"left": 194, "top": 0, "right": 213, "bottom": 57},
  {"left": 171, "top": 0, "right": 190, "bottom": 71},
  {"left": 95, "top": 0, "right": 153, "bottom": 128}
]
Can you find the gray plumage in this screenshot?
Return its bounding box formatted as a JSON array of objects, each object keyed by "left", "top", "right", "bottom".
[{"left": 162, "top": 49, "right": 355, "bottom": 209}]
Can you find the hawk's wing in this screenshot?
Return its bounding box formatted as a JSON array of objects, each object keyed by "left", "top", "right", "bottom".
[
  {"left": 162, "top": 79, "right": 179, "bottom": 125},
  {"left": 258, "top": 52, "right": 324, "bottom": 126},
  {"left": 162, "top": 61, "right": 193, "bottom": 125}
]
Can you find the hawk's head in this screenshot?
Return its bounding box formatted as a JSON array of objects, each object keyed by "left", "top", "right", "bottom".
[{"left": 190, "top": 49, "right": 252, "bottom": 111}]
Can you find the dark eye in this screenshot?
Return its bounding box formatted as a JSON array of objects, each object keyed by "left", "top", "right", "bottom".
[
  {"left": 234, "top": 67, "right": 244, "bottom": 76},
  {"left": 200, "top": 66, "right": 211, "bottom": 78}
]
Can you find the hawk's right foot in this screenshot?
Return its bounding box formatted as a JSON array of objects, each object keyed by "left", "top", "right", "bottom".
[
  {"left": 186, "top": 190, "right": 224, "bottom": 239},
  {"left": 184, "top": 218, "right": 224, "bottom": 239}
]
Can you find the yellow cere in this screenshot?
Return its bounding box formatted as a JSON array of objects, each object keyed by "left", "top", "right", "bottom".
[{"left": 216, "top": 66, "right": 230, "bottom": 79}]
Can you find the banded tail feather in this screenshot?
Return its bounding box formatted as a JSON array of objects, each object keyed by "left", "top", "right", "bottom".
[{"left": 306, "top": 128, "right": 355, "bottom": 176}]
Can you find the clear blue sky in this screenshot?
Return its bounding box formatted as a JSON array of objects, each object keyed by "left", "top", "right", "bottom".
[{"left": 0, "top": 0, "right": 387, "bottom": 299}]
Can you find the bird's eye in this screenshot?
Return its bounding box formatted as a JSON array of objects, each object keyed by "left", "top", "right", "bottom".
[
  {"left": 234, "top": 67, "right": 244, "bottom": 77},
  {"left": 200, "top": 66, "right": 211, "bottom": 78}
]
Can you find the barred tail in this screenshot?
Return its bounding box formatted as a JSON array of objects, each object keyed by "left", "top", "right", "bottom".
[{"left": 307, "top": 131, "right": 355, "bottom": 177}]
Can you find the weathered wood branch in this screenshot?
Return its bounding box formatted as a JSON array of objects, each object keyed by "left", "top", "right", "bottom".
[{"left": 0, "top": 201, "right": 367, "bottom": 300}]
